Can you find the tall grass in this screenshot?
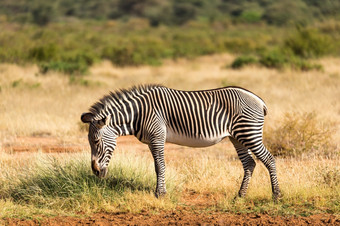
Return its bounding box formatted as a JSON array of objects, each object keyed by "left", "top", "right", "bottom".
[
  {"left": 1, "top": 146, "right": 339, "bottom": 218},
  {"left": 0, "top": 152, "right": 179, "bottom": 218}
]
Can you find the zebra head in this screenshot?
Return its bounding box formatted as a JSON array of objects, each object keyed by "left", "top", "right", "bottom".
[{"left": 81, "top": 112, "right": 117, "bottom": 178}]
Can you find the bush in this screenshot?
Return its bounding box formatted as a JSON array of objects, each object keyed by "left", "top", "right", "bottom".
[
  {"left": 230, "top": 55, "right": 258, "bottom": 69},
  {"left": 39, "top": 61, "right": 88, "bottom": 75},
  {"left": 240, "top": 10, "right": 262, "bottom": 23},
  {"left": 31, "top": 4, "right": 55, "bottom": 26},
  {"left": 39, "top": 52, "right": 96, "bottom": 75},
  {"left": 264, "top": 112, "right": 336, "bottom": 158},
  {"left": 224, "top": 38, "right": 258, "bottom": 54},
  {"left": 28, "top": 44, "right": 58, "bottom": 62},
  {"left": 262, "top": 0, "right": 311, "bottom": 26},
  {"left": 102, "top": 39, "right": 169, "bottom": 66},
  {"left": 259, "top": 50, "right": 287, "bottom": 69},
  {"left": 284, "top": 27, "right": 333, "bottom": 58},
  {"left": 289, "top": 58, "right": 323, "bottom": 71}
]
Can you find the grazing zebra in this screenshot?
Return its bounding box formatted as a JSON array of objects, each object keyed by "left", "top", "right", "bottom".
[{"left": 81, "top": 85, "right": 281, "bottom": 200}]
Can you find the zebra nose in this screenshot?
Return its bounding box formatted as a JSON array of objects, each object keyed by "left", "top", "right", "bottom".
[{"left": 92, "top": 160, "right": 100, "bottom": 176}]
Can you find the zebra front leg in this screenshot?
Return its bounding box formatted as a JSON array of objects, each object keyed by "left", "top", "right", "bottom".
[
  {"left": 229, "top": 137, "right": 256, "bottom": 198},
  {"left": 149, "top": 143, "right": 167, "bottom": 198}
]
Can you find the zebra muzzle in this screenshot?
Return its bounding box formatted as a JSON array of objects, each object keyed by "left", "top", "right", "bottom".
[
  {"left": 92, "top": 160, "right": 108, "bottom": 178},
  {"left": 92, "top": 160, "right": 100, "bottom": 176}
]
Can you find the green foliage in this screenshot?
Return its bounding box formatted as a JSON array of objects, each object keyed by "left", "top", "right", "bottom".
[
  {"left": 229, "top": 39, "right": 326, "bottom": 71},
  {"left": 28, "top": 44, "right": 58, "bottom": 62},
  {"left": 31, "top": 3, "right": 55, "bottom": 26},
  {"left": 223, "top": 38, "right": 259, "bottom": 54},
  {"left": 0, "top": 18, "right": 339, "bottom": 71},
  {"left": 172, "top": 3, "right": 197, "bottom": 25},
  {"left": 259, "top": 50, "right": 287, "bottom": 69},
  {"left": 288, "top": 58, "right": 323, "bottom": 71},
  {"left": 240, "top": 10, "right": 262, "bottom": 23},
  {"left": 262, "top": 0, "right": 311, "bottom": 26},
  {"left": 38, "top": 51, "right": 96, "bottom": 74},
  {"left": 39, "top": 61, "right": 88, "bottom": 75},
  {"left": 284, "top": 27, "right": 333, "bottom": 58},
  {"left": 264, "top": 112, "right": 336, "bottom": 158},
  {"left": 102, "top": 40, "right": 165, "bottom": 67},
  {"left": 231, "top": 55, "right": 258, "bottom": 69},
  {"left": 1, "top": 0, "right": 340, "bottom": 26}
]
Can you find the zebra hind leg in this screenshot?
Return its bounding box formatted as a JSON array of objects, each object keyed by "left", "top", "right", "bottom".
[
  {"left": 229, "top": 137, "right": 256, "bottom": 198},
  {"left": 244, "top": 141, "right": 281, "bottom": 201}
]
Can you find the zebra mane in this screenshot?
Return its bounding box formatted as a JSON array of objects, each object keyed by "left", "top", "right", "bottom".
[{"left": 89, "top": 84, "right": 163, "bottom": 119}]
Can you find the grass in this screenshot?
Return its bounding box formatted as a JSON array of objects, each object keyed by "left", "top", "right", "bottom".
[
  {"left": 0, "top": 151, "right": 179, "bottom": 218},
  {"left": 0, "top": 146, "right": 339, "bottom": 218},
  {"left": 0, "top": 54, "right": 339, "bottom": 219},
  {"left": 1, "top": 55, "right": 339, "bottom": 142}
]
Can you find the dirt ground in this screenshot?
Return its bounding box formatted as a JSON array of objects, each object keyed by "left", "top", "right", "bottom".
[
  {"left": 2, "top": 136, "right": 340, "bottom": 225},
  {"left": 4, "top": 212, "right": 339, "bottom": 225}
]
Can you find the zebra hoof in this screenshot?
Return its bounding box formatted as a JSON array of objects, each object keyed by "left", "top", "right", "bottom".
[
  {"left": 232, "top": 194, "right": 245, "bottom": 202},
  {"left": 155, "top": 189, "right": 167, "bottom": 198},
  {"left": 273, "top": 192, "right": 282, "bottom": 203}
]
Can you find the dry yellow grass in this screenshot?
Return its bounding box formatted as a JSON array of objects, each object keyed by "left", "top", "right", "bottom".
[
  {"left": 0, "top": 54, "right": 339, "bottom": 144},
  {"left": 0, "top": 55, "right": 339, "bottom": 217},
  {"left": 0, "top": 142, "right": 339, "bottom": 217}
]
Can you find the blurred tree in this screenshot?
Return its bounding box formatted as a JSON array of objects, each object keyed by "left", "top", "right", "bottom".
[
  {"left": 172, "top": 2, "right": 197, "bottom": 25},
  {"left": 262, "top": 0, "right": 312, "bottom": 25},
  {"left": 143, "top": 1, "right": 172, "bottom": 26},
  {"left": 0, "top": 0, "right": 339, "bottom": 25},
  {"left": 31, "top": 3, "right": 55, "bottom": 26}
]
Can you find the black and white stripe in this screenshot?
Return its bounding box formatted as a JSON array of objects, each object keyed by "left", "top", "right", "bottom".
[{"left": 81, "top": 85, "right": 281, "bottom": 200}]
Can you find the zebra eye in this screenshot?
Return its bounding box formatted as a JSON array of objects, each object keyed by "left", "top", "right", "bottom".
[{"left": 94, "top": 139, "right": 101, "bottom": 145}]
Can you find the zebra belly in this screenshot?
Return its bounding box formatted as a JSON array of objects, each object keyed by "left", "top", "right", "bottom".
[{"left": 165, "top": 129, "right": 229, "bottom": 147}]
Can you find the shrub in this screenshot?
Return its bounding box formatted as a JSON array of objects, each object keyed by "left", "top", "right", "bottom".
[
  {"left": 31, "top": 4, "right": 55, "bottom": 26},
  {"left": 39, "top": 61, "right": 88, "bottom": 75},
  {"left": 224, "top": 38, "right": 258, "bottom": 54},
  {"left": 259, "top": 50, "right": 287, "bottom": 69},
  {"left": 264, "top": 112, "right": 336, "bottom": 158},
  {"left": 102, "top": 39, "right": 167, "bottom": 66},
  {"left": 262, "top": 1, "right": 311, "bottom": 26},
  {"left": 230, "top": 55, "right": 258, "bottom": 69},
  {"left": 102, "top": 45, "right": 142, "bottom": 66},
  {"left": 39, "top": 52, "right": 96, "bottom": 75},
  {"left": 28, "top": 44, "right": 58, "bottom": 62},
  {"left": 240, "top": 10, "right": 262, "bottom": 23},
  {"left": 289, "top": 58, "right": 323, "bottom": 71},
  {"left": 284, "top": 27, "right": 333, "bottom": 58}
]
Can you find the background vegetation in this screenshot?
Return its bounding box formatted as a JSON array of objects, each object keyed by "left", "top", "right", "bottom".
[
  {"left": 0, "top": 0, "right": 340, "bottom": 73},
  {"left": 1, "top": 0, "right": 340, "bottom": 26}
]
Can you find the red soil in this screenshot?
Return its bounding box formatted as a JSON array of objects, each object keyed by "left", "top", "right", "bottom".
[{"left": 4, "top": 212, "right": 339, "bottom": 225}]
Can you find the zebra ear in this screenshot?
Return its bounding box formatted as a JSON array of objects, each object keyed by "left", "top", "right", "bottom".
[
  {"left": 81, "top": 112, "right": 94, "bottom": 123},
  {"left": 95, "top": 115, "right": 111, "bottom": 129}
]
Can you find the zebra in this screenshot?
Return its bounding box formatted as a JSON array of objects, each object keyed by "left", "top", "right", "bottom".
[{"left": 81, "top": 84, "right": 281, "bottom": 200}]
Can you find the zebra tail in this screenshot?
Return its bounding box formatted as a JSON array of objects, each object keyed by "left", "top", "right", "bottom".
[{"left": 263, "top": 103, "right": 268, "bottom": 116}]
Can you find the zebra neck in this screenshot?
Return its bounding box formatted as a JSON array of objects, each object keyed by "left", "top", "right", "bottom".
[{"left": 112, "top": 124, "right": 134, "bottom": 137}]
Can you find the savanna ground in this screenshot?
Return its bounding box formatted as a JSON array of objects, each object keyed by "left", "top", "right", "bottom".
[{"left": 1, "top": 54, "right": 339, "bottom": 225}]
